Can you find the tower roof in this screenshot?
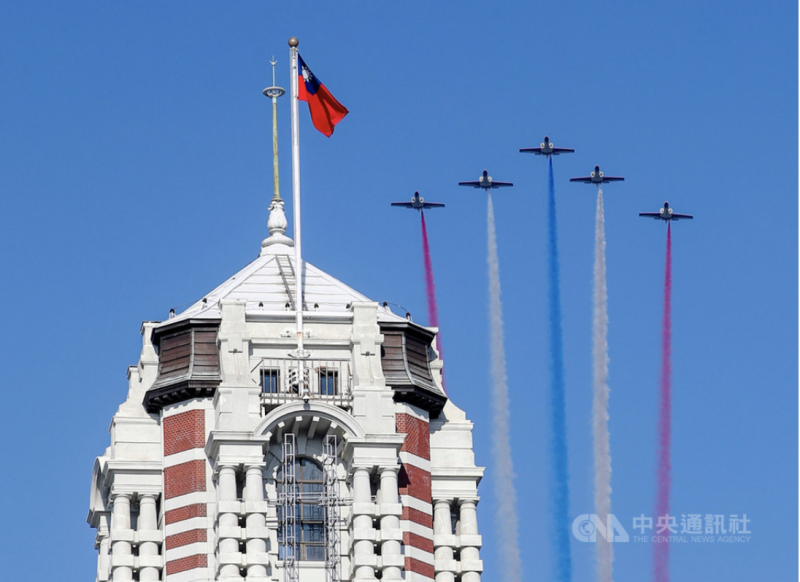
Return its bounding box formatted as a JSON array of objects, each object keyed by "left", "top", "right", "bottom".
[{"left": 157, "top": 247, "right": 408, "bottom": 328}]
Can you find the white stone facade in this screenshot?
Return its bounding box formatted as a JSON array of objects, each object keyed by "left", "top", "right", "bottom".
[{"left": 88, "top": 237, "right": 485, "bottom": 582}]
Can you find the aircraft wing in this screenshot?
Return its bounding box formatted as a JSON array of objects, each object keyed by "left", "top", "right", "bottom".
[
  {"left": 551, "top": 147, "right": 575, "bottom": 155},
  {"left": 519, "top": 147, "right": 545, "bottom": 155},
  {"left": 570, "top": 176, "right": 594, "bottom": 183},
  {"left": 602, "top": 176, "right": 625, "bottom": 182},
  {"left": 671, "top": 213, "right": 693, "bottom": 220},
  {"left": 390, "top": 202, "right": 414, "bottom": 208},
  {"left": 458, "top": 181, "right": 482, "bottom": 188},
  {"left": 422, "top": 202, "right": 445, "bottom": 208},
  {"left": 639, "top": 212, "right": 661, "bottom": 219},
  {"left": 491, "top": 181, "right": 514, "bottom": 188}
]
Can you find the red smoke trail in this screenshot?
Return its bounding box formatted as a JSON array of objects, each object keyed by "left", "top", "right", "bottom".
[
  {"left": 421, "top": 211, "right": 445, "bottom": 391},
  {"left": 654, "top": 223, "right": 672, "bottom": 582}
]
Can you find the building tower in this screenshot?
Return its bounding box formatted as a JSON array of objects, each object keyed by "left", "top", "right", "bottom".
[{"left": 87, "top": 72, "right": 485, "bottom": 582}]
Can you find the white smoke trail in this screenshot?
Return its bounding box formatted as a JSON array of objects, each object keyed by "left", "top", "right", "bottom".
[
  {"left": 486, "top": 192, "right": 522, "bottom": 582},
  {"left": 593, "top": 188, "right": 613, "bottom": 582}
]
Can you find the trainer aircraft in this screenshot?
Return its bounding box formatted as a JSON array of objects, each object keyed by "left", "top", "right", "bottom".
[
  {"left": 391, "top": 191, "right": 444, "bottom": 211},
  {"left": 519, "top": 135, "right": 574, "bottom": 156},
  {"left": 458, "top": 169, "right": 514, "bottom": 191},
  {"left": 639, "top": 201, "right": 693, "bottom": 222},
  {"left": 570, "top": 165, "right": 624, "bottom": 185}
]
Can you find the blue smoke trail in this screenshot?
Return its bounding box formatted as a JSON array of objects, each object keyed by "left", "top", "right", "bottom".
[{"left": 548, "top": 157, "right": 572, "bottom": 582}]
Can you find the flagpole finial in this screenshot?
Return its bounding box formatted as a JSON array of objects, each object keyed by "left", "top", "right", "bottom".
[
  {"left": 260, "top": 55, "right": 293, "bottom": 253},
  {"left": 263, "top": 57, "right": 285, "bottom": 205},
  {"left": 288, "top": 37, "right": 299, "bottom": 47}
]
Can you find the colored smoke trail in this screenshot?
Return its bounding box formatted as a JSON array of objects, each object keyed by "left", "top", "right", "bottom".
[
  {"left": 420, "top": 211, "right": 445, "bottom": 392},
  {"left": 487, "top": 192, "right": 522, "bottom": 582},
  {"left": 593, "top": 187, "right": 614, "bottom": 582},
  {"left": 547, "top": 158, "right": 572, "bottom": 582},
  {"left": 654, "top": 224, "right": 672, "bottom": 582}
]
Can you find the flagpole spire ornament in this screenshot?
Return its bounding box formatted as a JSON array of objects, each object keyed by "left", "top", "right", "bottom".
[
  {"left": 261, "top": 56, "right": 292, "bottom": 251},
  {"left": 263, "top": 58, "right": 285, "bottom": 203}
]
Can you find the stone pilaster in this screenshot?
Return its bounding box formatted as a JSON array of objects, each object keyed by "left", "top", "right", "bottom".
[
  {"left": 217, "top": 465, "right": 243, "bottom": 580},
  {"left": 244, "top": 464, "right": 269, "bottom": 580},
  {"left": 96, "top": 514, "right": 111, "bottom": 582},
  {"left": 110, "top": 494, "right": 133, "bottom": 581},
  {"left": 459, "top": 500, "right": 483, "bottom": 582},
  {"left": 138, "top": 494, "right": 161, "bottom": 581},
  {"left": 433, "top": 500, "right": 456, "bottom": 582},
  {"left": 379, "top": 467, "right": 404, "bottom": 580},
  {"left": 352, "top": 467, "right": 378, "bottom": 581}
]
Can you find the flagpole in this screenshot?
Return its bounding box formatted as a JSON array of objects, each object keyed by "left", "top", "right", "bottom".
[{"left": 289, "top": 37, "right": 306, "bottom": 360}]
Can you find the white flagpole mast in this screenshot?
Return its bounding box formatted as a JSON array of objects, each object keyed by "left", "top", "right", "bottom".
[{"left": 288, "top": 37, "right": 306, "bottom": 360}]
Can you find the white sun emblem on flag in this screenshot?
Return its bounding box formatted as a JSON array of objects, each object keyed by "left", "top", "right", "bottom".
[{"left": 302, "top": 67, "right": 313, "bottom": 84}]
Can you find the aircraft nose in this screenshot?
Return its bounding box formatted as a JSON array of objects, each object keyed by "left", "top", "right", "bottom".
[
  {"left": 595, "top": 165, "right": 600, "bottom": 171},
  {"left": 544, "top": 135, "right": 549, "bottom": 141}
]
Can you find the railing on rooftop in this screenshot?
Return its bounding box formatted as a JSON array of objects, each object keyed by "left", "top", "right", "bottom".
[{"left": 256, "top": 357, "right": 353, "bottom": 411}]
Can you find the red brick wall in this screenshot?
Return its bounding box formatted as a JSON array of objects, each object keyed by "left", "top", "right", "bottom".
[
  {"left": 396, "top": 411, "right": 434, "bottom": 580},
  {"left": 163, "top": 407, "right": 208, "bottom": 580},
  {"left": 405, "top": 557, "right": 435, "bottom": 579},
  {"left": 165, "top": 503, "right": 207, "bottom": 525},
  {"left": 164, "top": 460, "right": 206, "bottom": 499},
  {"left": 165, "top": 528, "right": 207, "bottom": 550},
  {"left": 403, "top": 532, "right": 434, "bottom": 554},
  {"left": 401, "top": 506, "right": 434, "bottom": 528},
  {"left": 163, "top": 410, "right": 206, "bottom": 455},
  {"left": 398, "top": 464, "right": 433, "bottom": 504},
  {"left": 396, "top": 414, "right": 431, "bottom": 459},
  {"left": 166, "top": 554, "right": 208, "bottom": 575}
]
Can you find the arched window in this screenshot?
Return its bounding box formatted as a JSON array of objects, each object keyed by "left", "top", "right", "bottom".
[{"left": 278, "top": 458, "right": 325, "bottom": 561}]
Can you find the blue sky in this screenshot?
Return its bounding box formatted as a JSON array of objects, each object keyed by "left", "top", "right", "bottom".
[{"left": 0, "top": 2, "right": 796, "bottom": 580}]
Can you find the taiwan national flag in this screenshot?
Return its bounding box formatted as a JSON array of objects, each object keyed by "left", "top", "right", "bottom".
[{"left": 298, "top": 54, "right": 349, "bottom": 137}]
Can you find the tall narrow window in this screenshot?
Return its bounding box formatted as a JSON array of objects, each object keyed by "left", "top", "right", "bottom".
[{"left": 278, "top": 458, "right": 325, "bottom": 561}]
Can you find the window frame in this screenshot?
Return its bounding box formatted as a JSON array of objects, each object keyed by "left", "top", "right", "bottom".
[
  {"left": 262, "top": 368, "right": 281, "bottom": 394},
  {"left": 278, "top": 457, "right": 326, "bottom": 562},
  {"left": 317, "top": 367, "right": 338, "bottom": 396}
]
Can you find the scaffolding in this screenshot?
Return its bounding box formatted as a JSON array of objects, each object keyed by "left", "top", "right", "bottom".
[
  {"left": 281, "top": 433, "right": 299, "bottom": 582},
  {"left": 279, "top": 431, "right": 350, "bottom": 582},
  {"left": 322, "top": 435, "right": 341, "bottom": 582}
]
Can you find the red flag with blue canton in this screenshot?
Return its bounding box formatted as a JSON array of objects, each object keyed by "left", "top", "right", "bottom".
[{"left": 298, "top": 54, "right": 348, "bottom": 137}]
